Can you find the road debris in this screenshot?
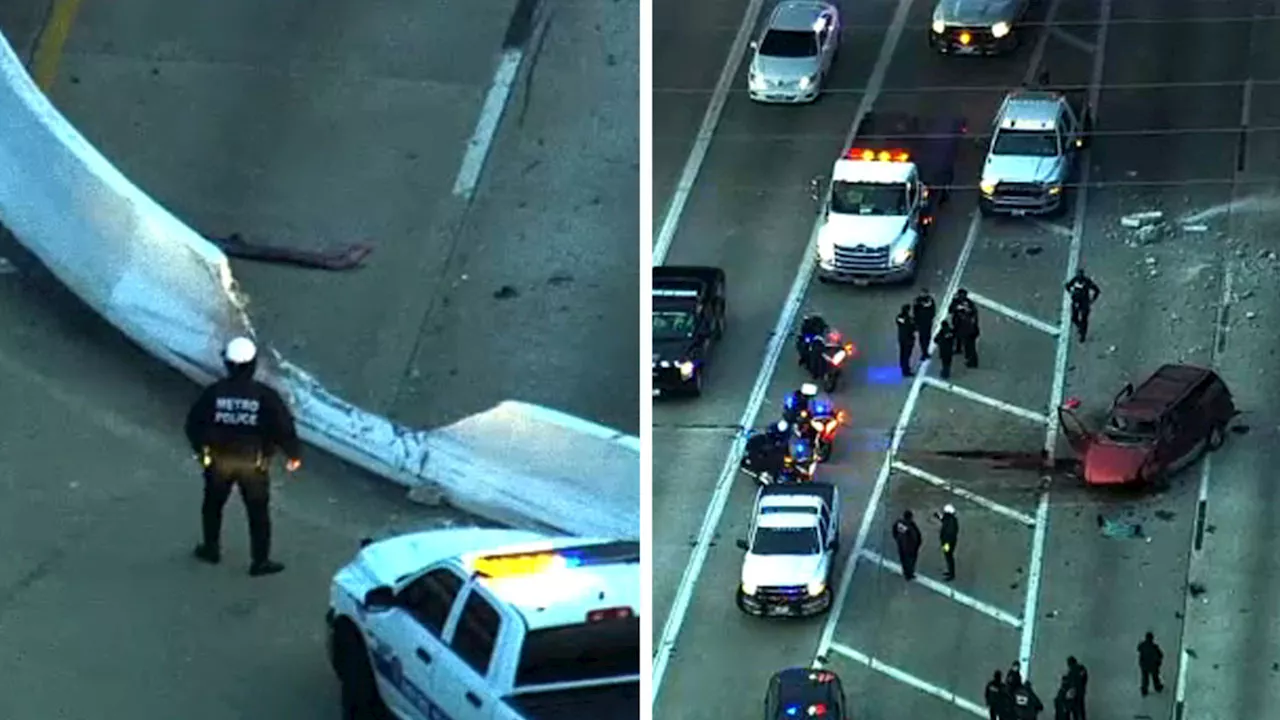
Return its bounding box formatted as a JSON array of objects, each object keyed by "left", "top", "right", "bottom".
[
  {"left": 207, "top": 232, "right": 373, "bottom": 271},
  {"left": 1097, "top": 513, "right": 1144, "bottom": 539},
  {"left": 1189, "top": 582, "right": 1207, "bottom": 598},
  {"left": 494, "top": 285, "right": 520, "bottom": 299},
  {"left": 1121, "top": 210, "right": 1164, "bottom": 228}
]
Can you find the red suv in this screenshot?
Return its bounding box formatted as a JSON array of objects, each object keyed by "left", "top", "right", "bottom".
[{"left": 1059, "top": 364, "right": 1235, "bottom": 488}]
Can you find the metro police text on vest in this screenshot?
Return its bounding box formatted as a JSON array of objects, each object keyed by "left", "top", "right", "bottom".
[{"left": 214, "top": 396, "right": 261, "bottom": 427}]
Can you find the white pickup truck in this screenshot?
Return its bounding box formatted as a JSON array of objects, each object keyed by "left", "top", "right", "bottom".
[
  {"left": 327, "top": 528, "right": 640, "bottom": 720},
  {"left": 735, "top": 482, "right": 841, "bottom": 617}
]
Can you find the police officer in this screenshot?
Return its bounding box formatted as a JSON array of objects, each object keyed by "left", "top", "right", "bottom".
[
  {"left": 1011, "top": 680, "right": 1044, "bottom": 719},
  {"left": 797, "top": 314, "right": 830, "bottom": 367},
  {"left": 185, "top": 336, "right": 301, "bottom": 576},
  {"left": 984, "top": 670, "right": 1008, "bottom": 720},
  {"left": 1138, "top": 632, "right": 1165, "bottom": 696},
  {"left": 1064, "top": 269, "right": 1101, "bottom": 342},
  {"left": 1063, "top": 656, "right": 1088, "bottom": 720},
  {"left": 891, "top": 510, "right": 923, "bottom": 580},
  {"left": 1006, "top": 661, "right": 1024, "bottom": 690},
  {"left": 912, "top": 288, "right": 937, "bottom": 359},
  {"left": 934, "top": 319, "right": 957, "bottom": 380},
  {"left": 933, "top": 504, "right": 959, "bottom": 581},
  {"left": 950, "top": 288, "right": 981, "bottom": 368},
  {"left": 896, "top": 304, "right": 916, "bottom": 377},
  {"left": 1053, "top": 683, "right": 1070, "bottom": 720}
]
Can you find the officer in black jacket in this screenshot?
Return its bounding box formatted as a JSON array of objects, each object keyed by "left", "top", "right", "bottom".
[
  {"left": 984, "top": 670, "right": 1009, "bottom": 720},
  {"left": 950, "top": 289, "right": 981, "bottom": 368},
  {"left": 1064, "top": 269, "right": 1101, "bottom": 342},
  {"left": 934, "top": 319, "right": 957, "bottom": 380},
  {"left": 891, "top": 510, "right": 923, "bottom": 579},
  {"left": 185, "top": 336, "right": 301, "bottom": 576},
  {"left": 912, "top": 289, "right": 937, "bottom": 359},
  {"left": 934, "top": 504, "right": 959, "bottom": 581},
  {"left": 1063, "top": 656, "right": 1088, "bottom": 720},
  {"left": 896, "top": 304, "right": 916, "bottom": 377}
]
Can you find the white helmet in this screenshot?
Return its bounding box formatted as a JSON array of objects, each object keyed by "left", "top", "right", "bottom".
[
  {"left": 224, "top": 336, "right": 258, "bottom": 365},
  {"left": 800, "top": 382, "right": 819, "bottom": 397},
  {"left": 942, "top": 504, "right": 956, "bottom": 515}
]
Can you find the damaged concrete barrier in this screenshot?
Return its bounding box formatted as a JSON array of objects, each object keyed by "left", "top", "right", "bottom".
[{"left": 0, "top": 33, "right": 637, "bottom": 539}]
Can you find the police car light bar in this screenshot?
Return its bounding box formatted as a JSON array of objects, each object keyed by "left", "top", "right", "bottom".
[
  {"left": 845, "top": 148, "right": 910, "bottom": 162},
  {"left": 653, "top": 288, "right": 700, "bottom": 298},
  {"left": 473, "top": 540, "right": 641, "bottom": 579}
]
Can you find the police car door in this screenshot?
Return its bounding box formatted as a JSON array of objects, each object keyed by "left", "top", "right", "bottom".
[
  {"left": 434, "top": 583, "right": 515, "bottom": 719},
  {"left": 380, "top": 567, "right": 468, "bottom": 719}
]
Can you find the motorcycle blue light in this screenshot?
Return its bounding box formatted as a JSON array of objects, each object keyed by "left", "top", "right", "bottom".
[
  {"left": 813, "top": 399, "right": 832, "bottom": 415},
  {"left": 784, "top": 394, "right": 799, "bottom": 410}
]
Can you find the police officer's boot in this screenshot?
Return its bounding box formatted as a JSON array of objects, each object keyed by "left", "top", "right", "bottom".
[
  {"left": 193, "top": 543, "right": 220, "bottom": 564},
  {"left": 250, "top": 559, "right": 285, "bottom": 577}
]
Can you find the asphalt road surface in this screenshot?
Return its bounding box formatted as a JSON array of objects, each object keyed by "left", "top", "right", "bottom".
[
  {"left": 653, "top": 0, "right": 1279, "bottom": 717},
  {"left": 2, "top": 0, "right": 638, "bottom": 435},
  {"left": 0, "top": 0, "right": 636, "bottom": 718}
]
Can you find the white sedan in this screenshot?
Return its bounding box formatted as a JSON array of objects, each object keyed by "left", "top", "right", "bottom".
[{"left": 747, "top": 1, "right": 841, "bottom": 104}]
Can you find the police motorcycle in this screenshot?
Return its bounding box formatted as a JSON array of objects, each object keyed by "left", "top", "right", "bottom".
[
  {"left": 795, "top": 314, "right": 857, "bottom": 393},
  {"left": 781, "top": 383, "right": 845, "bottom": 462},
  {"left": 740, "top": 421, "right": 820, "bottom": 484}
]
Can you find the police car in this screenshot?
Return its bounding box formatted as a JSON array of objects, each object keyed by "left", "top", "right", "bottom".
[{"left": 327, "top": 528, "right": 641, "bottom": 720}]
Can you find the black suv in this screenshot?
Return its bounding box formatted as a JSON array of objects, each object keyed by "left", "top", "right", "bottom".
[{"left": 652, "top": 266, "right": 725, "bottom": 397}]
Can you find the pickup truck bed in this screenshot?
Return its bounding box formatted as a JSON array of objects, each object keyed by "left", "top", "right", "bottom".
[
  {"left": 760, "top": 481, "right": 836, "bottom": 506},
  {"left": 504, "top": 681, "right": 640, "bottom": 720},
  {"left": 851, "top": 111, "right": 964, "bottom": 192}
]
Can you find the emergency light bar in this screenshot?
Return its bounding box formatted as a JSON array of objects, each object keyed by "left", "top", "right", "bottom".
[
  {"left": 784, "top": 704, "right": 828, "bottom": 717},
  {"left": 472, "top": 540, "right": 641, "bottom": 578},
  {"left": 845, "top": 148, "right": 911, "bottom": 163},
  {"left": 653, "top": 288, "right": 700, "bottom": 298}
]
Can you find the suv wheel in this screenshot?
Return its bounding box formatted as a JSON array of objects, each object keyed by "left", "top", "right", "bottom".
[{"left": 1207, "top": 423, "right": 1226, "bottom": 451}]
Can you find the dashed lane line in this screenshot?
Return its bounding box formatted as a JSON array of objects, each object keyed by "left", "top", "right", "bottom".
[
  {"left": 920, "top": 376, "right": 1051, "bottom": 425},
  {"left": 857, "top": 549, "right": 1024, "bottom": 628},
  {"left": 827, "top": 641, "right": 988, "bottom": 718},
  {"left": 967, "top": 291, "right": 1062, "bottom": 337}
]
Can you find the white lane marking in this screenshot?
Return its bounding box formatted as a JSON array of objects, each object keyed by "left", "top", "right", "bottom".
[
  {"left": 1049, "top": 27, "right": 1097, "bottom": 54},
  {"left": 1023, "top": 0, "right": 1113, "bottom": 678},
  {"left": 1022, "top": 0, "right": 1070, "bottom": 86},
  {"left": 453, "top": 49, "right": 525, "bottom": 200},
  {"left": 920, "top": 376, "right": 1050, "bottom": 425},
  {"left": 1241, "top": 77, "right": 1254, "bottom": 127},
  {"left": 1175, "top": 644, "right": 1191, "bottom": 705},
  {"left": 652, "top": 0, "right": 767, "bottom": 264},
  {"left": 1029, "top": 218, "right": 1076, "bottom": 239},
  {"left": 892, "top": 461, "right": 1037, "bottom": 526},
  {"left": 858, "top": 549, "right": 1023, "bottom": 628},
  {"left": 654, "top": 0, "right": 919, "bottom": 700},
  {"left": 967, "top": 291, "right": 1062, "bottom": 337},
  {"left": 815, "top": 208, "right": 984, "bottom": 662},
  {"left": 1018, "top": 491, "right": 1050, "bottom": 672},
  {"left": 816, "top": 0, "right": 1071, "bottom": 667},
  {"left": 824, "top": 642, "right": 988, "bottom": 718}
]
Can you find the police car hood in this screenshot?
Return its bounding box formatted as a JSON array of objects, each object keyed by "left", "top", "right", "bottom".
[
  {"left": 819, "top": 213, "right": 909, "bottom": 249},
  {"left": 983, "top": 153, "right": 1064, "bottom": 185},
  {"left": 741, "top": 552, "right": 825, "bottom": 587},
  {"left": 935, "top": 0, "right": 1020, "bottom": 25}
]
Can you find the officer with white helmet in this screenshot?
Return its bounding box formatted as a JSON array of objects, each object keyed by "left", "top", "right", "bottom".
[{"left": 184, "top": 336, "right": 301, "bottom": 576}]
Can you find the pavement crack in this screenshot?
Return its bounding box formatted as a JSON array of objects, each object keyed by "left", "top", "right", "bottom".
[{"left": 518, "top": 8, "right": 555, "bottom": 128}]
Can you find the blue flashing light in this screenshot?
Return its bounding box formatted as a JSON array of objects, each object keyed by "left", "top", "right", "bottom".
[
  {"left": 784, "top": 393, "right": 799, "bottom": 410},
  {"left": 866, "top": 364, "right": 905, "bottom": 386},
  {"left": 786, "top": 705, "right": 799, "bottom": 717},
  {"left": 812, "top": 398, "right": 832, "bottom": 416}
]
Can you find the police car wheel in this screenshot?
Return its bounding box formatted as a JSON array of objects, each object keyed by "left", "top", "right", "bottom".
[{"left": 335, "top": 626, "right": 392, "bottom": 720}]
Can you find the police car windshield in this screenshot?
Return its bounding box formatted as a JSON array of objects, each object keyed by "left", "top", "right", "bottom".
[
  {"left": 515, "top": 616, "right": 640, "bottom": 686},
  {"left": 653, "top": 310, "right": 696, "bottom": 339},
  {"left": 759, "top": 29, "right": 818, "bottom": 58},
  {"left": 830, "top": 181, "right": 908, "bottom": 216},
  {"left": 992, "top": 129, "right": 1059, "bottom": 157},
  {"left": 753, "top": 527, "right": 820, "bottom": 555}
]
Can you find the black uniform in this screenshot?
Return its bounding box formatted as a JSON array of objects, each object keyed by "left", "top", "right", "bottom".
[
  {"left": 892, "top": 511, "right": 923, "bottom": 579},
  {"left": 1010, "top": 683, "right": 1044, "bottom": 720},
  {"left": 1053, "top": 685, "right": 1070, "bottom": 720},
  {"left": 896, "top": 305, "right": 916, "bottom": 377},
  {"left": 1064, "top": 272, "right": 1101, "bottom": 342},
  {"left": 935, "top": 509, "right": 959, "bottom": 580},
  {"left": 1064, "top": 658, "right": 1088, "bottom": 720},
  {"left": 1138, "top": 634, "right": 1164, "bottom": 695},
  {"left": 934, "top": 321, "right": 957, "bottom": 379},
  {"left": 950, "top": 293, "right": 980, "bottom": 367},
  {"left": 912, "top": 290, "right": 937, "bottom": 359},
  {"left": 984, "top": 672, "right": 1008, "bottom": 720},
  {"left": 185, "top": 370, "right": 300, "bottom": 572},
  {"left": 797, "top": 315, "right": 830, "bottom": 366}
]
